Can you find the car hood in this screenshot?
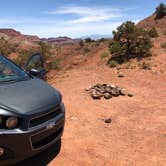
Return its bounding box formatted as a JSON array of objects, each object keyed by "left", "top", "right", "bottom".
[{"left": 0, "top": 78, "right": 61, "bottom": 115}]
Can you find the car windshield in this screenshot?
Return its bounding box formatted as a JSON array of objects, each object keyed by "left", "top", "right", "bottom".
[{"left": 0, "top": 56, "right": 29, "bottom": 82}]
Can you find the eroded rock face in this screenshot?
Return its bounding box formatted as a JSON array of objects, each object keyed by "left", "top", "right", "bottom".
[{"left": 86, "top": 83, "right": 133, "bottom": 100}]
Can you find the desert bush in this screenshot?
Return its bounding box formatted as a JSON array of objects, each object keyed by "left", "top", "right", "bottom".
[
  {"left": 125, "top": 62, "right": 136, "bottom": 69},
  {"left": 0, "top": 37, "right": 18, "bottom": 55},
  {"left": 148, "top": 27, "right": 158, "bottom": 38},
  {"left": 161, "top": 42, "right": 166, "bottom": 49},
  {"left": 15, "top": 48, "right": 39, "bottom": 67},
  {"left": 13, "top": 57, "right": 23, "bottom": 66},
  {"left": 84, "top": 38, "right": 95, "bottom": 43},
  {"left": 98, "top": 38, "right": 106, "bottom": 42},
  {"left": 46, "top": 58, "right": 60, "bottom": 70},
  {"left": 140, "top": 62, "right": 151, "bottom": 70},
  {"left": 107, "top": 60, "right": 118, "bottom": 68},
  {"left": 84, "top": 47, "right": 91, "bottom": 53},
  {"left": 100, "top": 51, "right": 110, "bottom": 59},
  {"left": 109, "top": 21, "right": 152, "bottom": 64},
  {"left": 79, "top": 40, "right": 84, "bottom": 47},
  {"left": 38, "top": 41, "right": 52, "bottom": 60},
  {"left": 155, "top": 3, "right": 166, "bottom": 19}
]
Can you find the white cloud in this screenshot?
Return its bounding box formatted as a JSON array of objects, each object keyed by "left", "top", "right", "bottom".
[
  {"left": 0, "top": 18, "right": 62, "bottom": 26},
  {"left": 47, "top": 6, "right": 122, "bottom": 24},
  {"left": 0, "top": 19, "right": 25, "bottom": 25}
]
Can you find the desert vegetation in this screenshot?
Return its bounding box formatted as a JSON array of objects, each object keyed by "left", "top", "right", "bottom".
[
  {"left": 12, "top": 41, "right": 61, "bottom": 70},
  {"left": 155, "top": 3, "right": 166, "bottom": 19},
  {"left": 0, "top": 37, "right": 18, "bottom": 55},
  {"left": 148, "top": 27, "right": 158, "bottom": 38},
  {"left": 108, "top": 21, "right": 152, "bottom": 66}
]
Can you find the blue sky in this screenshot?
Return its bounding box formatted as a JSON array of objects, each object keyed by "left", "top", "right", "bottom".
[{"left": 0, "top": 0, "right": 165, "bottom": 38}]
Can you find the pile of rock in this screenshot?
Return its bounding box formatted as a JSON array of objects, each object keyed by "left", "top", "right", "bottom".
[{"left": 86, "top": 83, "right": 133, "bottom": 99}]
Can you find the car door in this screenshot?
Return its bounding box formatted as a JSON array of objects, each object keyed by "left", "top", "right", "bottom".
[{"left": 25, "top": 53, "right": 47, "bottom": 80}]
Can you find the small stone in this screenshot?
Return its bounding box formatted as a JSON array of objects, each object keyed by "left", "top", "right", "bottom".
[
  {"left": 128, "top": 93, "right": 134, "bottom": 97},
  {"left": 96, "top": 83, "right": 102, "bottom": 88},
  {"left": 70, "top": 116, "right": 77, "bottom": 120},
  {"left": 98, "top": 89, "right": 105, "bottom": 94},
  {"left": 118, "top": 72, "right": 124, "bottom": 77},
  {"left": 85, "top": 86, "right": 91, "bottom": 91},
  {"left": 120, "top": 89, "right": 126, "bottom": 96},
  {"left": 110, "top": 84, "right": 116, "bottom": 88},
  {"left": 104, "top": 93, "right": 112, "bottom": 99},
  {"left": 111, "top": 89, "right": 120, "bottom": 97},
  {"left": 104, "top": 118, "right": 112, "bottom": 123},
  {"left": 91, "top": 93, "right": 101, "bottom": 99},
  {"left": 105, "top": 87, "right": 111, "bottom": 93}
]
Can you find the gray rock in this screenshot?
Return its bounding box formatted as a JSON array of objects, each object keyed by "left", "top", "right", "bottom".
[
  {"left": 120, "top": 89, "right": 127, "bottom": 96},
  {"left": 110, "top": 84, "right": 116, "bottom": 88},
  {"left": 104, "top": 93, "right": 112, "bottom": 99},
  {"left": 104, "top": 118, "right": 112, "bottom": 123},
  {"left": 91, "top": 93, "right": 101, "bottom": 99},
  {"left": 111, "top": 89, "right": 120, "bottom": 97},
  {"left": 128, "top": 93, "right": 134, "bottom": 97},
  {"left": 118, "top": 72, "right": 124, "bottom": 77}
]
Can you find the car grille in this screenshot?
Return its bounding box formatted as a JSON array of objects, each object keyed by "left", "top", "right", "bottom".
[
  {"left": 29, "top": 108, "right": 62, "bottom": 128},
  {"left": 31, "top": 127, "right": 63, "bottom": 149}
]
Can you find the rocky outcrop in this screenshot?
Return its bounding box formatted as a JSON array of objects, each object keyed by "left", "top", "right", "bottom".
[
  {"left": 0, "top": 29, "right": 40, "bottom": 42},
  {"left": 41, "top": 37, "right": 80, "bottom": 45}
]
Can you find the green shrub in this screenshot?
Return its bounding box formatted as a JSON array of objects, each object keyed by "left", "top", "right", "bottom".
[
  {"left": 107, "top": 60, "right": 118, "bottom": 68},
  {"left": 148, "top": 27, "right": 158, "bottom": 38},
  {"left": 161, "top": 42, "right": 166, "bottom": 49},
  {"left": 109, "top": 21, "right": 152, "bottom": 65},
  {"left": 84, "top": 47, "right": 91, "bottom": 53},
  {"left": 140, "top": 62, "right": 151, "bottom": 70},
  {"left": 98, "top": 38, "right": 106, "bottom": 42},
  {"left": 84, "top": 38, "right": 95, "bottom": 43},
  {"left": 13, "top": 57, "right": 23, "bottom": 66},
  {"left": 100, "top": 51, "right": 109, "bottom": 59},
  {"left": 17, "top": 49, "right": 39, "bottom": 67},
  {"left": 38, "top": 41, "right": 52, "bottom": 60},
  {"left": 0, "top": 38, "right": 18, "bottom": 55},
  {"left": 155, "top": 3, "right": 166, "bottom": 19},
  {"left": 47, "top": 58, "right": 60, "bottom": 70}
]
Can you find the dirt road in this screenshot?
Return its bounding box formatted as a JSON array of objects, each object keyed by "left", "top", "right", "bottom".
[{"left": 48, "top": 65, "right": 166, "bottom": 166}]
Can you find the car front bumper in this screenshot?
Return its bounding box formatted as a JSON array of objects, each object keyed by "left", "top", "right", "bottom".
[{"left": 0, "top": 112, "right": 65, "bottom": 166}]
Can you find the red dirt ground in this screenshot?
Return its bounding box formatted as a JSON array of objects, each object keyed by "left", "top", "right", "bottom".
[{"left": 47, "top": 64, "right": 166, "bottom": 166}]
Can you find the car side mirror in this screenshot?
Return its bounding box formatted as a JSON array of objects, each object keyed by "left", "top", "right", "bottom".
[{"left": 29, "top": 68, "right": 47, "bottom": 80}]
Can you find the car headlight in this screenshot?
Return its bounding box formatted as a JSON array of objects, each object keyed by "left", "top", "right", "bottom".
[{"left": 6, "top": 117, "right": 18, "bottom": 129}]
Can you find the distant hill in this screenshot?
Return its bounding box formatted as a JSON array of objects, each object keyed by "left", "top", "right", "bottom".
[
  {"left": 81, "top": 34, "right": 112, "bottom": 40},
  {"left": 0, "top": 28, "right": 40, "bottom": 42},
  {"left": 41, "top": 36, "right": 80, "bottom": 45}
]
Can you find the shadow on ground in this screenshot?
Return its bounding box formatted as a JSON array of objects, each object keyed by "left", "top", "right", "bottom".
[{"left": 14, "top": 140, "right": 61, "bottom": 166}]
